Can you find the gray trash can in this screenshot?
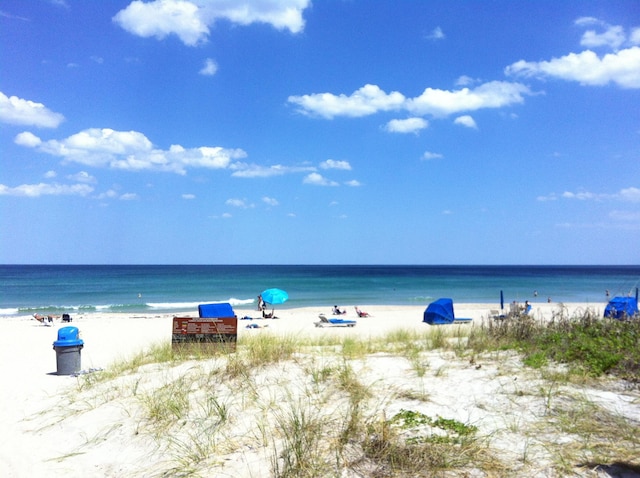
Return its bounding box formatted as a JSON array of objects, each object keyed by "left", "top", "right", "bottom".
[{"left": 53, "top": 326, "right": 84, "bottom": 375}]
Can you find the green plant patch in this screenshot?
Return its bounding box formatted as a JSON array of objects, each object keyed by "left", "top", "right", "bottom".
[{"left": 390, "top": 409, "right": 478, "bottom": 446}]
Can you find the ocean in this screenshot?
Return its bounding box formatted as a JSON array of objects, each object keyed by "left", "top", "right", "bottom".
[{"left": 1, "top": 265, "right": 639, "bottom": 316}]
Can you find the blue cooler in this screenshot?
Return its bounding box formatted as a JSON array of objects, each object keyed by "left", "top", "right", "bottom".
[{"left": 53, "top": 326, "right": 84, "bottom": 375}]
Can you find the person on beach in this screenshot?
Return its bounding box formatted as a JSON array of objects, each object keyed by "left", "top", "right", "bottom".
[
  {"left": 262, "top": 309, "right": 276, "bottom": 319},
  {"left": 332, "top": 305, "right": 346, "bottom": 315},
  {"left": 355, "top": 307, "right": 370, "bottom": 317},
  {"left": 33, "top": 313, "right": 57, "bottom": 325},
  {"left": 257, "top": 295, "right": 266, "bottom": 311}
]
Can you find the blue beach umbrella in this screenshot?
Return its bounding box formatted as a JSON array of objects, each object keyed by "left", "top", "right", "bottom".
[{"left": 261, "top": 288, "right": 289, "bottom": 305}]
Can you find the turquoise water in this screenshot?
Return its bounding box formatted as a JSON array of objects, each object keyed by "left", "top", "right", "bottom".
[{"left": 1, "top": 265, "right": 639, "bottom": 316}]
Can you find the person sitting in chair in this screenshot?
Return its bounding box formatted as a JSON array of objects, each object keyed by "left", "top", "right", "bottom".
[
  {"left": 355, "top": 306, "right": 370, "bottom": 317},
  {"left": 262, "top": 309, "right": 275, "bottom": 319},
  {"left": 332, "top": 305, "right": 346, "bottom": 315}
]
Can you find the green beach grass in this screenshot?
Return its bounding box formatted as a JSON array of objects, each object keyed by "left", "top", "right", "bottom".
[{"left": 51, "top": 308, "right": 640, "bottom": 477}]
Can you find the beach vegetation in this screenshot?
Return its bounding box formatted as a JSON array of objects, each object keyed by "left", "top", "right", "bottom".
[
  {"left": 470, "top": 307, "right": 640, "bottom": 382},
  {"left": 55, "top": 308, "right": 640, "bottom": 477},
  {"left": 362, "top": 408, "right": 498, "bottom": 475}
]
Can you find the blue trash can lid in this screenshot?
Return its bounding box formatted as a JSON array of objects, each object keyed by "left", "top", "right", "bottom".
[{"left": 53, "top": 326, "right": 84, "bottom": 347}]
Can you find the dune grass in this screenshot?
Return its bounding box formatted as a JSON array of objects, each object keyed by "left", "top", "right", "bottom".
[
  {"left": 469, "top": 305, "right": 640, "bottom": 382},
  {"left": 59, "top": 310, "right": 640, "bottom": 477}
]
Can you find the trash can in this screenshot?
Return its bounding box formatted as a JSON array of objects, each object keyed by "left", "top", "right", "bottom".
[{"left": 53, "top": 326, "right": 84, "bottom": 375}]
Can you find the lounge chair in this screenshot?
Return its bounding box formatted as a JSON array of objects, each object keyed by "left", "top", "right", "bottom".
[
  {"left": 315, "top": 313, "right": 357, "bottom": 328},
  {"left": 490, "top": 309, "right": 506, "bottom": 320}
]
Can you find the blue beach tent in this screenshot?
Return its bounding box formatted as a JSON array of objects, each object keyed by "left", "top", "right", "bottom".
[
  {"left": 423, "top": 298, "right": 472, "bottom": 325},
  {"left": 198, "top": 302, "right": 236, "bottom": 318},
  {"left": 603, "top": 297, "right": 638, "bottom": 320}
]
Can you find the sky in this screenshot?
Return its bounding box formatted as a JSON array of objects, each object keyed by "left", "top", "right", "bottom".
[{"left": 1, "top": 0, "right": 639, "bottom": 265}]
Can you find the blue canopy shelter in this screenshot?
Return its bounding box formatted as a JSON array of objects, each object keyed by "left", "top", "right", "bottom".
[
  {"left": 199, "top": 302, "right": 236, "bottom": 318},
  {"left": 423, "top": 298, "right": 472, "bottom": 325},
  {"left": 604, "top": 296, "right": 638, "bottom": 320}
]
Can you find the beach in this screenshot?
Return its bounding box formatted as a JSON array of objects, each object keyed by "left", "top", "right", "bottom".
[{"left": 2, "top": 302, "right": 639, "bottom": 477}]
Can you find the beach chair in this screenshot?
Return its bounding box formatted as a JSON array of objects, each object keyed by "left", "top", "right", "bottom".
[
  {"left": 315, "top": 314, "right": 357, "bottom": 328},
  {"left": 490, "top": 309, "right": 506, "bottom": 320}
]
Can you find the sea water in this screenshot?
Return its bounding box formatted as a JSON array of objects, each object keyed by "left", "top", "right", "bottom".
[{"left": 1, "top": 264, "right": 638, "bottom": 316}]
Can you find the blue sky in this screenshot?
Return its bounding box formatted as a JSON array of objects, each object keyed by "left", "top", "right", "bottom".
[{"left": 1, "top": 0, "right": 639, "bottom": 265}]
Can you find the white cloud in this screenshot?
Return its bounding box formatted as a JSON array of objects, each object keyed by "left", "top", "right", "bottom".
[
  {"left": 427, "top": 26, "right": 445, "bottom": 40},
  {"left": 96, "top": 189, "right": 118, "bottom": 200},
  {"left": 199, "top": 58, "right": 217, "bottom": 76},
  {"left": 14, "top": 131, "right": 42, "bottom": 147},
  {"left": 422, "top": 151, "right": 443, "bottom": 160},
  {"left": 67, "top": 171, "right": 96, "bottom": 183},
  {"left": 320, "top": 159, "right": 351, "bottom": 170},
  {"left": 289, "top": 81, "right": 529, "bottom": 119},
  {"left": 0, "top": 92, "right": 65, "bottom": 128},
  {"left": 0, "top": 182, "right": 93, "bottom": 197},
  {"left": 202, "top": 0, "right": 309, "bottom": 33},
  {"left": 542, "top": 187, "right": 640, "bottom": 202},
  {"left": 455, "top": 75, "right": 477, "bottom": 86},
  {"left": 262, "top": 196, "right": 279, "bottom": 206},
  {"left": 454, "top": 115, "right": 477, "bottom": 129},
  {"left": 15, "top": 128, "right": 247, "bottom": 175},
  {"left": 44, "top": 170, "right": 57, "bottom": 178},
  {"left": 407, "top": 81, "right": 531, "bottom": 116},
  {"left": 230, "top": 163, "right": 314, "bottom": 178},
  {"left": 619, "top": 187, "right": 640, "bottom": 202},
  {"left": 182, "top": 193, "right": 196, "bottom": 199},
  {"left": 288, "top": 84, "right": 406, "bottom": 119},
  {"left": 506, "top": 47, "right": 640, "bottom": 89},
  {"left": 303, "top": 172, "right": 338, "bottom": 186},
  {"left": 562, "top": 191, "right": 598, "bottom": 200},
  {"left": 574, "top": 17, "right": 600, "bottom": 27},
  {"left": 0, "top": 9, "right": 30, "bottom": 21},
  {"left": 344, "top": 179, "right": 361, "bottom": 187},
  {"left": 575, "top": 17, "right": 640, "bottom": 50},
  {"left": 113, "top": 0, "right": 310, "bottom": 46},
  {"left": 119, "top": 193, "right": 138, "bottom": 200},
  {"left": 536, "top": 193, "right": 557, "bottom": 201},
  {"left": 113, "top": 0, "right": 209, "bottom": 46},
  {"left": 225, "top": 198, "right": 254, "bottom": 208},
  {"left": 385, "top": 117, "right": 428, "bottom": 134},
  {"left": 581, "top": 25, "right": 626, "bottom": 50}
]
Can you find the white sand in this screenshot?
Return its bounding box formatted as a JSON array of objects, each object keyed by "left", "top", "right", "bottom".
[{"left": 1, "top": 302, "right": 638, "bottom": 477}]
